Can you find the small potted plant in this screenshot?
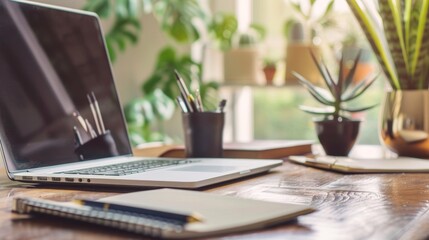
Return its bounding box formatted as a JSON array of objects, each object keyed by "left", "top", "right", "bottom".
[
  {"left": 263, "top": 58, "right": 277, "bottom": 85},
  {"left": 293, "top": 51, "right": 378, "bottom": 156}
]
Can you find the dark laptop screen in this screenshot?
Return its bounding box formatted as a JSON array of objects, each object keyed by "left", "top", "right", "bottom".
[{"left": 0, "top": 0, "right": 132, "bottom": 171}]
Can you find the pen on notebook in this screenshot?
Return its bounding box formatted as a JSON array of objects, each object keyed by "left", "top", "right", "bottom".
[
  {"left": 87, "top": 94, "right": 101, "bottom": 135},
  {"left": 73, "top": 126, "right": 82, "bottom": 146},
  {"left": 217, "top": 99, "right": 227, "bottom": 112},
  {"left": 91, "top": 92, "right": 106, "bottom": 134},
  {"left": 73, "top": 199, "right": 203, "bottom": 223}
]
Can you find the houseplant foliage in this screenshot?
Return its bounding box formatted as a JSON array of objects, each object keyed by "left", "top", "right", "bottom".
[
  {"left": 124, "top": 89, "right": 175, "bottom": 145},
  {"left": 141, "top": 46, "right": 220, "bottom": 111},
  {"left": 347, "top": 0, "right": 429, "bottom": 158},
  {"left": 346, "top": 0, "right": 429, "bottom": 89},
  {"left": 84, "top": 0, "right": 207, "bottom": 62},
  {"left": 293, "top": 51, "right": 378, "bottom": 156},
  {"left": 283, "top": 0, "right": 335, "bottom": 43},
  {"left": 84, "top": 0, "right": 220, "bottom": 145},
  {"left": 293, "top": 51, "right": 378, "bottom": 119}
]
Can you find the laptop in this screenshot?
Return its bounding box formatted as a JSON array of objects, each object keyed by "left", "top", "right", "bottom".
[{"left": 0, "top": 0, "right": 282, "bottom": 188}]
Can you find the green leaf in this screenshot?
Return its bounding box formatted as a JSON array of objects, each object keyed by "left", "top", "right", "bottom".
[
  {"left": 148, "top": 89, "right": 175, "bottom": 120},
  {"left": 299, "top": 105, "right": 335, "bottom": 115},
  {"left": 153, "top": 0, "right": 205, "bottom": 44},
  {"left": 249, "top": 23, "right": 266, "bottom": 41},
  {"left": 322, "top": 0, "right": 335, "bottom": 20},
  {"left": 309, "top": 51, "right": 337, "bottom": 96},
  {"left": 124, "top": 98, "right": 155, "bottom": 125},
  {"left": 290, "top": 2, "right": 304, "bottom": 17},
  {"left": 341, "top": 104, "right": 378, "bottom": 113},
  {"left": 210, "top": 13, "right": 238, "bottom": 50},
  {"left": 105, "top": 17, "right": 141, "bottom": 62},
  {"left": 342, "top": 73, "right": 379, "bottom": 101},
  {"left": 411, "top": 0, "right": 429, "bottom": 76},
  {"left": 283, "top": 19, "right": 297, "bottom": 39},
  {"left": 380, "top": 0, "right": 409, "bottom": 86},
  {"left": 105, "top": 37, "right": 116, "bottom": 62},
  {"left": 293, "top": 72, "right": 335, "bottom": 106},
  {"left": 346, "top": 0, "right": 400, "bottom": 89},
  {"left": 84, "top": 0, "right": 111, "bottom": 18},
  {"left": 343, "top": 50, "right": 362, "bottom": 91}
]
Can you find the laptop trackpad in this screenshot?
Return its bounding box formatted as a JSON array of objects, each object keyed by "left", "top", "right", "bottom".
[{"left": 172, "top": 165, "right": 237, "bottom": 173}]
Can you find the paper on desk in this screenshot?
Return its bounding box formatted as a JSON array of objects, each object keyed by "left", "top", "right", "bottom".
[{"left": 289, "top": 156, "right": 429, "bottom": 173}]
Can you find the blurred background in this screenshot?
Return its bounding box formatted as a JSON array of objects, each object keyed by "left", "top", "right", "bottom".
[{"left": 30, "top": 0, "right": 385, "bottom": 147}]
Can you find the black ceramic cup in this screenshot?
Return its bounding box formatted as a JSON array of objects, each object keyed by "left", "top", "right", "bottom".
[{"left": 182, "top": 112, "right": 225, "bottom": 158}]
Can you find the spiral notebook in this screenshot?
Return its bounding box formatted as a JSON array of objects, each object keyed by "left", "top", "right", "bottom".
[{"left": 12, "top": 189, "right": 313, "bottom": 239}]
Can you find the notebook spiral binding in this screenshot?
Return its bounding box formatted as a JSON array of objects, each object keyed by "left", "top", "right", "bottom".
[{"left": 12, "top": 197, "right": 184, "bottom": 238}]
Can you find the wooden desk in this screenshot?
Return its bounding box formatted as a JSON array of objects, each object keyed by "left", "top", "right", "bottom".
[{"left": 1, "top": 147, "right": 429, "bottom": 239}]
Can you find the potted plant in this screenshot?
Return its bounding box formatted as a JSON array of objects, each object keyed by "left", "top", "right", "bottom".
[
  {"left": 263, "top": 58, "right": 277, "bottom": 85},
  {"left": 284, "top": 0, "right": 335, "bottom": 85},
  {"left": 223, "top": 28, "right": 266, "bottom": 85},
  {"left": 210, "top": 13, "right": 266, "bottom": 85},
  {"left": 347, "top": 0, "right": 429, "bottom": 158},
  {"left": 293, "top": 51, "right": 378, "bottom": 156}
]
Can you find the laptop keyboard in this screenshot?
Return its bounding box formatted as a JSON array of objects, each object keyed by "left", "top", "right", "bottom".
[{"left": 59, "top": 159, "right": 199, "bottom": 176}]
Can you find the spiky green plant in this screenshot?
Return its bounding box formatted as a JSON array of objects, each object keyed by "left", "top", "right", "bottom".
[
  {"left": 293, "top": 51, "right": 378, "bottom": 120},
  {"left": 347, "top": 0, "right": 429, "bottom": 90}
]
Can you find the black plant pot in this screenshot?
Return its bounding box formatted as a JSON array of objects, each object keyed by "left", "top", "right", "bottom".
[{"left": 314, "top": 119, "right": 361, "bottom": 156}]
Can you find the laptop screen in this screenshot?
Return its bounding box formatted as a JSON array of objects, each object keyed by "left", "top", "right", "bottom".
[{"left": 0, "top": 0, "right": 132, "bottom": 171}]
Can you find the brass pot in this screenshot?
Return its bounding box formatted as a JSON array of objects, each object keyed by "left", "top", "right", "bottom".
[{"left": 380, "top": 90, "right": 429, "bottom": 158}]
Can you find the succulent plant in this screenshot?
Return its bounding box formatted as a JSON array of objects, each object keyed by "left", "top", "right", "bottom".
[{"left": 293, "top": 51, "right": 379, "bottom": 120}]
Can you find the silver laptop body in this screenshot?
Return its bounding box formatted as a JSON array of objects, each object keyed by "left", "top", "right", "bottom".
[{"left": 0, "top": 0, "right": 281, "bottom": 189}]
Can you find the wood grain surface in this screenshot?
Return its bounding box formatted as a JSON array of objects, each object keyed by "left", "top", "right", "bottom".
[{"left": 1, "top": 146, "right": 429, "bottom": 240}]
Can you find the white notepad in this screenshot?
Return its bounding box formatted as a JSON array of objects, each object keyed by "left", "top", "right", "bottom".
[
  {"left": 289, "top": 156, "right": 429, "bottom": 173},
  {"left": 13, "top": 189, "right": 313, "bottom": 239},
  {"left": 101, "top": 189, "right": 313, "bottom": 238}
]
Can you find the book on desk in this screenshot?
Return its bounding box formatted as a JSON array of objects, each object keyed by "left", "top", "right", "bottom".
[
  {"left": 13, "top": 188, "right": 313, "bottom": 239},
  {"left": 134, "top": 140, "right": 313, "bottom": 159}
]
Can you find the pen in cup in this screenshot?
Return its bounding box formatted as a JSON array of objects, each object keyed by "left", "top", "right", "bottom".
[
  {"left": 176, "top": 96, "right": 189, "bottom": 113},
  {"left": 194, "top": 89, "right": 204, "bottom": 112},
  {"left": 174, "top": 70, "right": 198, "bottom": 112}
]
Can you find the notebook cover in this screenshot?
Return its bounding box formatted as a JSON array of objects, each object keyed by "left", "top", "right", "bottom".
[
  {"left": 154, "top": 140, "right": 313, "bottom": 159},
  {"left": 288, "top": 156, "right": 429, "bottom": 173},
  {"left": 101, "top": 188, "right": 313, "bottom": 238}
]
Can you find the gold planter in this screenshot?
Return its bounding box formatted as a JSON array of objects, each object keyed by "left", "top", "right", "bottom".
[{"left": 380, "top": 90, "right": 429, "bottom": 158}]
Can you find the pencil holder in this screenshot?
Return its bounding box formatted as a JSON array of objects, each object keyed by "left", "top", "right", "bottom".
[
  {"left": 74, "top": 130, "right": 119, "bottom": 160},
  {"left": 182, "top": 112, "right": 224, "bottom": 158}
]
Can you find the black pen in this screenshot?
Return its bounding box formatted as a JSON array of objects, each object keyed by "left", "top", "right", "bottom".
[{"left": 74, "top": 199, "right": 203, "bottom": 223}]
